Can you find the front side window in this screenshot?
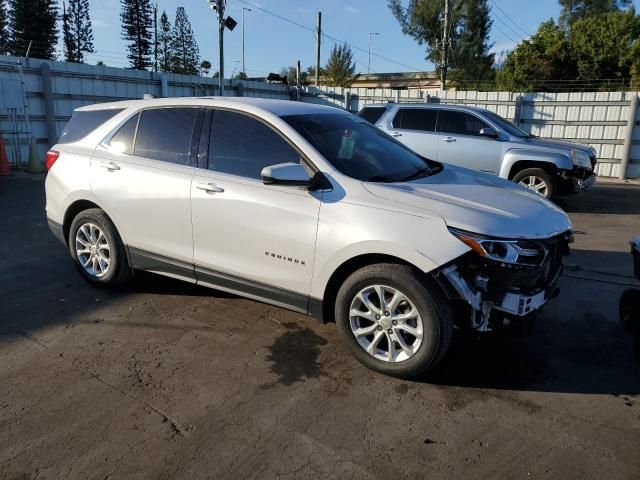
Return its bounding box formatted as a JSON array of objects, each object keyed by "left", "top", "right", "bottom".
[
  {"left": 438, "top": 110, "right": 489, "bottom": 136},
  {"left": 133, "top": 108, "right": 198, "bottom": 165},
  {"left": 283, "top": 113, "right": 439, "bottom": 183},
  {"left": 392, "top": 108, "right": 437, "bottom": 132},
  {"left": 208, "top": 110, "right": 300, "bottom": 179},
  {"left": 59, "top": 108, "right": 124, "bottom": 144}
]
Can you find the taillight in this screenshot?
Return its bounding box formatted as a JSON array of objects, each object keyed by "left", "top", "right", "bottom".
[{"left": 45, "top": 150, "right": 60, "bottom": 171}]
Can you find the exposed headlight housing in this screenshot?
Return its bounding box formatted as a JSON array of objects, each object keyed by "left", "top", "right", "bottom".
[
  {"left": 571, "top": 149, "right": 592, "bottom": 169},
  {"left": 449, "top": 228, "right": 548, "bottom": 266}
]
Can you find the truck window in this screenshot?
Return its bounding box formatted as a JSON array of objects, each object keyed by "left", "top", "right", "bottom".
[
  {"left": 392, "top": 108, "right": 438, "bottom": 132},
  {"left": 357, "top": 107, "right": 386, "bottom": 125}
]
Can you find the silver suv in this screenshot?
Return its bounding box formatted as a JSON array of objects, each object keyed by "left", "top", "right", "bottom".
[
  {"left": 359, "top": 103, "right": 597, "bottom": 199},
  {"left": 45, "top": 97, "right": 572, "bottom": 378}
]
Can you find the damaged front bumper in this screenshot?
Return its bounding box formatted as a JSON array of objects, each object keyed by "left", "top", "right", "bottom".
[{"left": 436, "top": 231, "right": 571, "bottom": 332}]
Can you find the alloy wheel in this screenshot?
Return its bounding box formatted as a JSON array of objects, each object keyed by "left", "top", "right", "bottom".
[
  {"left": 349, "top": 284, "right": 424, "bottom": 363},
  {"left": 75, "top": 223, "right": 111, "bottom": 278},
  {"left": 519, "top": 175, "right": 549, "bottom": 197}
]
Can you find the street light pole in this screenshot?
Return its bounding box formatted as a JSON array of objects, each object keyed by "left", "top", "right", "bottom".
[
  {"left": 368, "top": 32, "right": 379, "bottom": 74},
  {"left": 242, "top": 7, "right": 251, "bottom": 77}
]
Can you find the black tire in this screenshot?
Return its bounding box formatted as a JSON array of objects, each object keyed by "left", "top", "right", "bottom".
[
  {"left": 512, "top": 168, "right": 556, "bottom": 199},
  {"left": 619, "top": 288, "right": 640, "bottom": 333},
  {"left": 68, "top": 208, "right": 131, "bottom": 287},
  {"left": 334, "top": 263, "right": 452, "bottom": 378}
]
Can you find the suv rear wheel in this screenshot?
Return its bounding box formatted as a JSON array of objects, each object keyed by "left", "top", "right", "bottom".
[
  {"left": 512, "top": 168, "right": 555, "bottom": 199},
  {"left": 69, "top": 208, "right": 131, "bottom": 287},
  {"left": 335, "top": 263, "right": 452, "bottom": 378}
]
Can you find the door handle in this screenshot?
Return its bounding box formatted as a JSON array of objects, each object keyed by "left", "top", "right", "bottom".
[
  {"left": 100, "top": 161, "right": 120, "bottom": 171},
  {"left": 441, "top": 136, "right": 456, "bottom": 143},
  {"left": 196, "top": 182, "right": 224, "bottom": 194},
  {"left": 391, "top": 132, "right": 403, "bottom": 137}
]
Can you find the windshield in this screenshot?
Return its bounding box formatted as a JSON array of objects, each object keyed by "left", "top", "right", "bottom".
[
  {"left": 282, "top": 113, "right": 439, "bottom": 182},
  {"left": 482, "top": 110, "right": 532, "bottom": 138}
]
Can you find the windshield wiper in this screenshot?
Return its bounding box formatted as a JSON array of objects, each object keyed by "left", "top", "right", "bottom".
[
  {"left": 365, "top": 175, "right": 396, "bottom": 183},
  {"left": 399, "top": 167, "right": 431, "bottom": 182}
]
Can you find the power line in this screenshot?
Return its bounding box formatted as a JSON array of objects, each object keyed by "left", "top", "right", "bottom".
[
  {"left": 489, "top": 0, "right": 531, "bottom": 38},
  {"left": 235, "top": 0, "right": 424, "bottom": 72}
]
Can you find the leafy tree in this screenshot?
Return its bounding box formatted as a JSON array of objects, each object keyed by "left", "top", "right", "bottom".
[
  {"left": 323, "top": 43, "right": 356, "bottom": 87},
  {"left": 0, "top": 0, "right": 8, "bottom": 54},
  {"left": 279, "top": 65, "right": 310, "bottom": 85},
  {"left": 96, "top": 60, "right": 105, "bottom": 66},
  {"left": 451, "top": 0, "right": 495, "bottom": 89},
  {"left": 170, "top": 6, "right": 200, "bottom": 75},
  {"left": 158, "top": 10, "right": 171, "bottom": 72},
  {"left": 121, "top": 0, "right": 153, "bottom": 70},
  {"left": 200, "top": 59, "right": 211, "bottom": 76},
  {"left": 571, "top": 9, "right": 639, "bottom": 84},
  {"left": 62, "top": 0, "right": 94, "bottom": 63},
  {"left": 559, "top": 0, "right": 631, "bottom": 28},
  {"left": 497, "top": 20, "right": 576, "bottom": 91},
  {"left": 235, "top": 71, "right": 248, "bottom": 80},
  {"left": 8, "top": 0, "right": 58, "bottom": 59},
  {"left": 389, "top": 0, "right": 495, "bottom": 87}
]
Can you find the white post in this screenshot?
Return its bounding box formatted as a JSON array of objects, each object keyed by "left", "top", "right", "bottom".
[{"left": 620, "top": 93, "right": 638, "bottom": 180}]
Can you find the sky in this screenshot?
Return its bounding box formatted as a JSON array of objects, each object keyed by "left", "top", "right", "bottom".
[{"left": 87, "top": 0, "right": 639, "bottom": 77}]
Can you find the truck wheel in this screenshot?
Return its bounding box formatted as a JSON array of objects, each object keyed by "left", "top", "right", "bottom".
[
  {"left": 513, "top": 168, "right": 555, "bottom": 199},
  {"left": 69, "top": 208, "right": 131, "bottom": 287},
  {"left": 619, "top": 288, "right": 640, "bottom": 333},
  {"left": 334, "top": 263, "right": 452, "bottom": 378}
]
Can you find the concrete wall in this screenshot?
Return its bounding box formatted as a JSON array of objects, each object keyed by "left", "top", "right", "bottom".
[{"left": 0, "top": 55, "right": 637, "bottom": 178}]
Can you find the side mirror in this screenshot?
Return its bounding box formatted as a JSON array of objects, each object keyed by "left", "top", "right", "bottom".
[
  {"left": 261, "top": 162, "right": 311, "bottom": 187},
  {"left": 479, "top": 127, "right": 499, "bottom": 139}
]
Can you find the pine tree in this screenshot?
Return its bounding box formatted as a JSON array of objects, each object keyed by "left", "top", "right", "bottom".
[
  {"left": 0, "top": 0, "right": 9, "bottom": 54},
  {"left": 158, "top": 10, "right": 171, "bottom": 72},
  {"left": 121, "top": 0, "right": 153, "bottom": 70},
  {"left": 8, "top": 0, "right": 58, "bottom": 59},
  {"left": 169, "top": 7, "right": 200, "bottom": 75},
  {"left": 559, "top": 0, "right": 632, "bottom": 28},
  {"left": 62, "top": 0, "right": 94, "bottom": 63},
  {"left": 451, "top": 0, "right": 495, "bottom": 88},
  {"left": 200, "top": 60, "right": 211, "bottom": 76},
  {"left": 323, "top": 43, "right": 356, "bottom": 87}
]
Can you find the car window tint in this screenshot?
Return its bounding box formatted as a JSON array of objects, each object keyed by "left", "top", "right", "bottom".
[
  {"left": 358, "top": 107, "right": 386, "bottom": 124},
  {"left": 59, "top": 109, "right": 124, "bottom": 144},
  {"left": 209, "top": 110, "right": 300, "bottom": 179},
  {"left": 438, "top": 110, "right": 489, "bottom": 136},
  {"left": 107, "top": 113, "right": 139, "bottom": 155},
  {"left": 393, "top": 108, "right": 437, "bottom": 132},
  {"left": 133, "top": 108, "right": 198, "bottom": 164}
]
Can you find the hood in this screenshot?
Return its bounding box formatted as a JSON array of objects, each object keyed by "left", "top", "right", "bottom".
[
  {"left": 362, "top": 165, "right": 572, "bottom": 239},
  {"left": 520, "top": 137, "right": 593, "bottom": 155}
]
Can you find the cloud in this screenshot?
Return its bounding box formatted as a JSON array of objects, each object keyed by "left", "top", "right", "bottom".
[{"left": 344, "top": 5, "right": 360, "bottom": 14}]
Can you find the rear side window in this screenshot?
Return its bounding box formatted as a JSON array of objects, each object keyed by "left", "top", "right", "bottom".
[
  {"left": 134, "top": 108, "right": 198, "bottom": 164},
  {"left": 208, "top": 110, "right": 300, "bottom": 179},
  {"left": 392, "top": 108, "right": 437, "bottom": 132},
  {"left": 59, "top": 109, "right": 124, "bottom": 144},
  {"left": 438, "top": 110, "right": 489, "bottom": 136},
  {"left": 357, "top": 107, "right": 386, "bottom": 125},
  {"left": 107, "top": 113, "right": 139, "bottom": 155}
]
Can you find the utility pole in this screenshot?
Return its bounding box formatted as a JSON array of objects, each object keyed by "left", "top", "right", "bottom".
[
  {"left": 218, "top": 0, "right": 225, "bottom": 95},
  {"left": 315, "top": 12, "right": 321, "bottom": 87},
  {"left": 368, "top": 32, "right": 379, "bottom": 74},
  {"left": 441, "top": 0, "right": 449, "bottom": 90},
  {"left": 242, "top": 7, "right": 251, "bottom": 77},
  {"left": 153, "top": 3, "right": 158, "bottom": 72}
]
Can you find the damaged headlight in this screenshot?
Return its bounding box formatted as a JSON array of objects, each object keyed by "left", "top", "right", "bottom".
[
  {"left": 571, "top": 149, "right": 592, "bottom": 169},
  {"left": 449, "top": 228, "right": 547, "bottom": 266}
]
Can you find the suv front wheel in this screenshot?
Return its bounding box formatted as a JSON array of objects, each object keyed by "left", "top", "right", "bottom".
[
  {"left": 512, "top": 168, "right": 555, "bottom": 199},
  {"left": 69, "top": 208, "right": 131, "bottom": 287},
  {"left": 335, "top": 263, "right": 452, "bottom": 378}
]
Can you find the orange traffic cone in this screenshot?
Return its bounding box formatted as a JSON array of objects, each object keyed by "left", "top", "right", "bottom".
[{"left": 0, "top": 133, "right": 10, "bottom": 176}]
